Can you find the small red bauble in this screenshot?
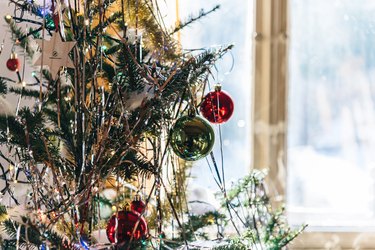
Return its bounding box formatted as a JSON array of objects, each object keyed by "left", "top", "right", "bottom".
[
  {"left": 200, "top": 86, "right": 234, "bottom": 124},
  {"left": 106, "top": 210, "right": 148, "bottom": 244},
  {"left": 131, "top": 199, "right": 146, "bottom": 214},
  {"left": 6, "top": 52, "right": 20, "bottom": 72}
]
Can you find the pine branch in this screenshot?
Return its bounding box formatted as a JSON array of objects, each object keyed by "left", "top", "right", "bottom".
[
  {"left": 1, "top": 216, "right": 68, "bottom": 249},
  {"left": 170, "top": 5, "right": 221, "bottom": 35},
  {"left": 5, "top": 17, "right": 34, "bottom": 58},
  {"left": 118, "top": 148, "right": 157, "bottom": 179},
  {"left": 0, "top": 206, "right": 7, "bottom": 223},
  {"left": 8, "top": 87, "right": 40, "bottom": 99},
  {"left": 0, "top": 78, "right": 8, "bottom": 96}
]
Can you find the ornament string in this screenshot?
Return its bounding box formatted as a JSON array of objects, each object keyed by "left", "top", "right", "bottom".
[
  {"left": 205, "top": 157, "right": 223, "bottom": 190},
  {"left": 212, "top": 49, "right": 235, "bottom": 82}
]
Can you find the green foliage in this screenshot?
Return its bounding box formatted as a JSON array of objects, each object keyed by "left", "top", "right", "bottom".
[
  {"left": 170, "top": 5, "right": 221, "bottom": 35},
  {"left": 160, "top": 170, "right": 305, "bottom": 249},
  {"left": 5, "top": 16, "right": 34, "bottom": 58},
  {"left": 216, "top": 170, "right": 307, "bottom": 249},
  {"left": 0, "top": 0, "right": 304, "bottom": 249},
  {"left": 0, "top": 78, "right": 8, "bottom": 96},
  {"left": 0, "top": 205, "right": 67, "bottom": 249}
]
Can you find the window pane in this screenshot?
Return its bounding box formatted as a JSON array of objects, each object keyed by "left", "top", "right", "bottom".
[{"left": 288, "top": 0, "right": 375, "bottom": 229}]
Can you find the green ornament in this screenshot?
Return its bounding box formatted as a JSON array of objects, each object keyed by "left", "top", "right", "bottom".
[{"left": 170, "top": 115, "right": 215, "bottom": 161}]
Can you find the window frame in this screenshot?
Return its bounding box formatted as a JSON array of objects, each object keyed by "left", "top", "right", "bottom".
[{"left": 252, "top": 0, "right": 375, "bottom": 248}]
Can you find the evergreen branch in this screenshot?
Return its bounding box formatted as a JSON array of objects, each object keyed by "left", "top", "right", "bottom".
[
  {"left": 1, "top": 219, "right": 17, "bottom": 239},
  {"left": 90, "top": 0, "right": 118, "bottom": 16},
  {"left": 118, "top": 148, "right": 157, "bottom": 179},
  {"left": 0, "top": 205, "right": 8, "bottom": 223},
  {"left": 1, "top": 216, "right": 68, "bottom": 249},
  {"left": 92, "top": 11, "right": 122, "bottom": 36},
  {"left": 0, "top": 78, "right": 8, "bottom": 96},
  {"left": 170, "top": 5, "right": 221, "bottom": 35},
  {"left": 5, "top": 17, "right": 34, "bottom": 58},
  {"left": 8, "top": 87, "right": 40, "bottom": 99}
]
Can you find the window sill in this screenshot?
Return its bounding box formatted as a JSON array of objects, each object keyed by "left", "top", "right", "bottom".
[{"left": 289, "top": 231, "right": 375, "bottom": 249}]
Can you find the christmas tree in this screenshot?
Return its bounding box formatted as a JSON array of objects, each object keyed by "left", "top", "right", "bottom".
[{"left": 0, "top": 0, "right": 305, "bottom": 249}]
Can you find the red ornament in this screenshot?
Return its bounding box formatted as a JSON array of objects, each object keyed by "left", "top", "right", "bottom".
[
  {"left": 200, "top": 86, "right": 234, "bottom": 124},
  {"left": 131, "top": 199, "right": 146, "bottom": 214},
  {"left": 106, "top": 211, "right": 148, "bottom": 244},
  {"left": 6, "top": 52, "right": 20, "bottom": 72},
  {"left": 51, "top": 0, "right": 60, "bottom": 32}
]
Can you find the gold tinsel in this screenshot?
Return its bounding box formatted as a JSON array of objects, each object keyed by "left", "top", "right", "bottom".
[{"left": 110, "top": 0, "right": 180, "bottom": 60}]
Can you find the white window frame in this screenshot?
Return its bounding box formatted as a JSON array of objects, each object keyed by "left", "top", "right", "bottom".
[{"left": 252, "top": 0, "right": 375, "bottom": 248}]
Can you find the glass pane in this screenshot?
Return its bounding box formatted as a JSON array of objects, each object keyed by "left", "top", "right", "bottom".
[
  {"left": 178, "top": 0, "right": 253, "bottom": 189},
  {"left": 288, "top": 0, "right": 375, "bottom": 229}
]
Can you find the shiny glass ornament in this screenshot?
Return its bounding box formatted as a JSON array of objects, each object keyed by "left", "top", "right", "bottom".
[
  {"left": 200, "top": 86, "right": 234, "bottom": 124},
  {"left": 106, "top": 211, "right": 148, "bottom": 244},
  {"left": 131, "top": 199, "right": 146, "bottom": 214},
  {"left": 170, "top": 115, "right": 215, "bottom": 161},
  {"left": 6, "top": 52, "right": 20, "bottom": 72}
]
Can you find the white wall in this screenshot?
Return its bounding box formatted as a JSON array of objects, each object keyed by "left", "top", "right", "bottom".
[{"left": 0, "top": 1, "right": 38, "bottom": 113}]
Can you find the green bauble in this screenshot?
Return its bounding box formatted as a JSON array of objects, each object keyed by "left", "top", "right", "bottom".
[{"left": 170, "top": 115, "right": 215, "bottom": 161}]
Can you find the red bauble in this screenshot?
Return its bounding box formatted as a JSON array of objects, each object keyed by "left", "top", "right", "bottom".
[
  {"left": 6, "top": 53, "right": 20, "bottom": 72},
  {"left": 131, "top": 199, "right": 146, "bottom": 214},
  {"left": 200, "top": 87, "right": 234, "bottom": 124},
  {"left": 106, "top": 211, "right": 148, "bottom": 244}
]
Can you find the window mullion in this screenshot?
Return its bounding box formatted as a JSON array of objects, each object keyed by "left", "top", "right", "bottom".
[{"left": 252, "top": 0, "right": 289, "bottom": 200}]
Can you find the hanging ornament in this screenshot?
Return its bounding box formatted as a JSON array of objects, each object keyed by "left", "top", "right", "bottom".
[
  {"left": 51, "top": 1, "right": 59, "bottom": 31},
  {"left": 200, "top": 85, "right": 234, "bottom": 124},
  {"left": 106, "top": 210, "right": 148, "bottom": 244},
  {"left": 34, "top": 33, "right": 76, "bottom": 79},
  {"left": 6, "top": 52, "right": 20, "bottom": 72},
  {"left": 170, "top": 115, "right": 215, "bottom": 161},
  {"left": 131, "top": 197, "right": 146, "bottom": 214}
]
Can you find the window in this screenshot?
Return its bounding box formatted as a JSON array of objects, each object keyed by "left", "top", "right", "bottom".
[
  {"left": 285, "top": 0, "right": 375, "bottom": 248},
  {"left": 288, "top": 0, "right": 375, "bottom": 230},
  {"left": 253, "top": 0, "right": 375, "bottom": 248}
]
